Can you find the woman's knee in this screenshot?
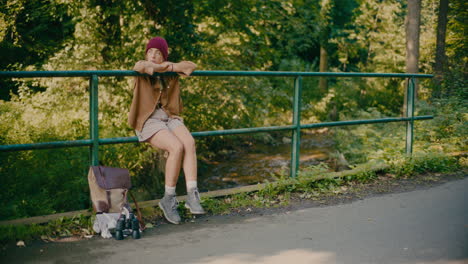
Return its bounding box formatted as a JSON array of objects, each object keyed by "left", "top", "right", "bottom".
[
  {"left": 183, "top": 136, "right": 196, "bottom": 153},
  {"left": 168, "top": 140, "right": 184, "bottom": 156}
]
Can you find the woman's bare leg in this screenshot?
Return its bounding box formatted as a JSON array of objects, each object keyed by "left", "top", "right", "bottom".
[
  {"left": 172, "top": 124, "right": 205, "bottom": 214},
  {"left": 172, "top": 125, "right": 197, "bottom": 182},
  {"left": 147, "top": 129, "right": 184, "bottom": 187}
]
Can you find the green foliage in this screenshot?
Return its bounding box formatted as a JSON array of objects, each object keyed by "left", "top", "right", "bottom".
[
  {"left": 0, "top": 0, "right": 75, "bottom": 100},
  {"left": 388, "top": 153, "right": 459, "bottom": 177},
  {"left": 200, "top": 192, "right": 266, "bottom": 215},
  {"left": 330, "top": 95, "right": 467, "bottom": 167},
  {"left": 298, "top": 162, "right": 331, "bottom": 177},
  {"left": 416, "top": 98, "right": 467, "bottom": 153},
  {"left": 330, "top": 108, "right": 403, "bottom": 164},
  {"left": 0, "top": 224, "right": 48, "bottom": 244},
  {"left": 0, "top": 0, "right": 74, "bottom": 69},
  {"left": 0, "top": 214, "right": 93, "bottom": 244},
  {"left": 0, "top": 148, "right": 89, "bottom": 220},
  {"left": 0, "top": 82, "right": 91, "bottom": 220},
  {"left": 349, "top": 170, "right": 377, "bottom": 183}
]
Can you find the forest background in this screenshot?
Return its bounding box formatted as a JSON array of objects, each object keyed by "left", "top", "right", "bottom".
[{"left": 0, "top": 0, "right": 466, "bottom": 221}]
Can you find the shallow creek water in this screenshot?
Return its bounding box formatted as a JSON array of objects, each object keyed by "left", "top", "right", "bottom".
[{"left": 197, "top": 132, "right": 335, "bottom": 191}]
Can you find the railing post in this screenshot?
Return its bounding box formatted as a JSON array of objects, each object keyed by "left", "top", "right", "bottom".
[
  {"left": 89, "top": 75, "right": 99, "bottom": 166},
  {"left": 405, "top": 77, "right": 415, "bottom": 156},
  {"left": 290, "top": 76, "right": 302, "bottom": 178}
]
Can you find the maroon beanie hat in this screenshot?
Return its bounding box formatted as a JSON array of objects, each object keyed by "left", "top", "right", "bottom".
[{"left": 145, "top": 37, "right": 169, "bottom": 61}]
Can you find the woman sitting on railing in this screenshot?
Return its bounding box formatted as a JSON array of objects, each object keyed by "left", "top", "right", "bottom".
[{"left": 128, "top": 36, "right": 205, "bottom": 225}]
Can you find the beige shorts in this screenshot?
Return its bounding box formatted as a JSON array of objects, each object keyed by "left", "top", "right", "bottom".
[{"left": 136, "top": 108, "right": 184, "bottom": 142}]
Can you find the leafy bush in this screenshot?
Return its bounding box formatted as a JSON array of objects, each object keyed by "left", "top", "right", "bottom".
[
  {"left": 0, "top": 148, "right": 89, "bottom": 220},
  {"left": 388, "top": 152, "right": 460, "bottom": 177},
  {"left": 331, "top": 97, "right": 467, "bottom": 167}
]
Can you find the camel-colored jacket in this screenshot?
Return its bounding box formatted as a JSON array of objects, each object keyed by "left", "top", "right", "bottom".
[{"left": 128, "top": 60, "right": 196, "bottom": 132}]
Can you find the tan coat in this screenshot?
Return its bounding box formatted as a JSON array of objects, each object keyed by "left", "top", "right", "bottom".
[{"left": 128, "top": 60, "right": 196, "bottom": 132}]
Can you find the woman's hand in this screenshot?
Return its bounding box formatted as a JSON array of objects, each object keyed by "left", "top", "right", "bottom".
[
  {"left": 152, "top": 63, "right": 170, "bottom": 73},
  {"left": 138, "top": 61, "right": 169, "bottom": 75},
  {"left": 134, "top": 60, "right": 195, "bottom": 76},
  {"left": 160, "top": 61, "right": 174, "bottom": 71},
  {"left": 162, "top": 61, "right": 196, "bottom": 76},
  {"left": 143, "top": 65, "right": 154, "bottom": 75}
]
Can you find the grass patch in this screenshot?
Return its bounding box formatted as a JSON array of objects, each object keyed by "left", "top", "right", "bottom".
[{"left": 0, "top": 214, "right": 93, "bottom": 244}]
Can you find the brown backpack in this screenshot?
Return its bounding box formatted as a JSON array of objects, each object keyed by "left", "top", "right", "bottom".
[
  {"left": 88, "top": 166, "right": 145, "bottom": 229},
  {"left": 88, "top": 166, "right": 131, "bottom": 213}
]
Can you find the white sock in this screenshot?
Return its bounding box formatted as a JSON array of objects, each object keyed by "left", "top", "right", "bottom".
[
  {"left": 186, "top": 181, "right": 197, "bottom": 191},
  {"left": 165, "top": 185, "right": 176, "bottom": 196}
]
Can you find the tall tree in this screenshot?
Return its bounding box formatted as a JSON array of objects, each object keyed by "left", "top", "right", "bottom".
[
  {"left": 432, "top": 0, "right": 449, "bottom": 98},
  {"left": 405, "top": 0, "right": 421, "bottom": 99},
  {"left": 318, "top": 0, "right": 333, "bottom": 93}
]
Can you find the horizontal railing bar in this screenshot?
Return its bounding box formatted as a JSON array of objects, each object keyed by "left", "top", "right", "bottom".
[
  {"left": 192, "top": 125, "right": 295, "bottom": 137},
  {"left": 99, "top": 137, "right": 138, "bottom": 144},
  {"left": 301, "top": 115, "right": 434, "bottom": 128},
  {"left": 0, "top": 116, "right": 433, "bottom": 152},
  {"left": 193, "top": 71, "right": 434, "bottom": 78},
  {"left": 0, "top": 70, "right": 433, "bottom": 78},
  {"left": 0, "top": 71, "right": 151, "bottom": 78},
  {"left": 0, "top": 139, "right": 93, "bottom": 151}
]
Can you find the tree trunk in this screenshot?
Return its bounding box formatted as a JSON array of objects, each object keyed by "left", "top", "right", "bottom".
[
  {"left": 406, "top": 0, "right": 421, "bottom": 75},
  {"left": 319, "top": 46, "right": 328, "bottom": 93},
  {"left": 433, "top": 0, "right": 449, "bottom": 99},
  {"left": 404, "top": 0, "right": 421, "bottom": 114}
]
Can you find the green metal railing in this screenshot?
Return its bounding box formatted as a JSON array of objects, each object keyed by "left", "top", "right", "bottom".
[{"left": 0, "top": 70, "right": 433, "bottom": 178}]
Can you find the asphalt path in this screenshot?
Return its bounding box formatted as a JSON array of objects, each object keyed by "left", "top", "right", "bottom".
[{"left": 1, "top": 177, "right": 467, "bottom": 264}]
